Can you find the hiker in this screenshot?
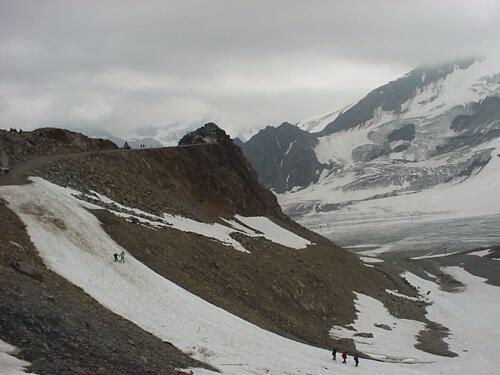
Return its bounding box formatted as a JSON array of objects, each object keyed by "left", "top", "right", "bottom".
[
  {"left": 119, "top": 251, "right": 125, "bottom": 263},
  {"left": 331, "top": 348, "right": 337, "bottom": 360},
  {"left": 113, "top": 253, "right": 119, "bottom": 262},
  {"left": 342, "top": 351, "right": 347, "bottom": 364},
  {"left": 354, "top": 354, "right": 359, "bottom": 367}
]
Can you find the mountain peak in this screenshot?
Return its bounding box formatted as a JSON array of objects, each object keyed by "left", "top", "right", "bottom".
[
  {"left": 319, "top": 57, "right": 491, "bottom": 135},
  {"left": 178, "top": 122, "right": 231, "bottom": 146}
]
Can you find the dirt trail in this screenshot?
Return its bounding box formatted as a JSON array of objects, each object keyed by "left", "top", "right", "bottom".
[{"left": 0, "top": 145, "right": 199, "bottom": 186}]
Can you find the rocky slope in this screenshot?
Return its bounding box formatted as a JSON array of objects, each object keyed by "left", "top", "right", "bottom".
[{"left": 0, "top": 124, "right": 436, "bottom": 373}]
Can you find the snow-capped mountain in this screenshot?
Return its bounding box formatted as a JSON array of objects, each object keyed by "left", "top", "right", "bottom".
[
  {"left": 296, "top": 103, "right": 354, "bottom": 133},
  {"left": 242, "top": 58, "right": 500, "bottom": 248}
]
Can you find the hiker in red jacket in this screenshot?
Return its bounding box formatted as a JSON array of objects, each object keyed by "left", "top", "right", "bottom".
[{"left": 342, "top": 351, "right": 347, "bottom": 364}]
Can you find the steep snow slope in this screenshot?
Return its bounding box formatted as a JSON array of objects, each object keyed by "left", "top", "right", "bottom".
[
  {"left": 296, "top": 103, "right": 354, "bottom": 133},
  {"left": 1, "top": 178, "right": 499, "bottom": 374}
]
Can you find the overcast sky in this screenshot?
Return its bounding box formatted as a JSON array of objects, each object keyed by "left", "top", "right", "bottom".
[{"left": 1, "top": 0, "right": 499, "bottom": 142}]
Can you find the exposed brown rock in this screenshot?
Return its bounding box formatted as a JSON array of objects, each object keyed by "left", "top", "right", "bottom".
[{"left": 10, "top": 260, "right": 44, "bottom": 281}]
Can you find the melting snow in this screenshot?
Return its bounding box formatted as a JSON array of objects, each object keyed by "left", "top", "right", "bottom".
[
  {"left": 330, "top": 292, "right": 433, "bottom": 363},
  {"left": 467, "top": 248, "right": 492, "bottom": 257},
  {"left": 360, "top": 256, "right": 384, "bottom": 263},
  {"left": 84, "top": 186, "right": 311, "bottom": 253},
  {"left": 314, "top": 127, "right": 371, "bottom": 165},
  {"left": 411, "top": 251, "right": 462, "bottom": 260},
  {"left": 0, "top": 340, "right": 36, "bottom": 375},
  {"left": 234, "top": 215, "right": 311, "bottom": 249}
]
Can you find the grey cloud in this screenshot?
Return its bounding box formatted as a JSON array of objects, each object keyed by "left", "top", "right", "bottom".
[
  {"left": 134, "top": 126, "right": 159, "bottom": 137},
  {"left": 1, "top": 0, "right": 499, "bottom": 139}
]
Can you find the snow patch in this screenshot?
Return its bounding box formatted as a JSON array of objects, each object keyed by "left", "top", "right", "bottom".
[
  {"left": 360, "top": 256, "right": 384, "bottom": 263},
  {"left": 411, "top": 251, "right": 461, "bottom": 260},
  {"left": 235, "top": 215, "right": 311, "bottom": 249},
  {"left": 467, "top": 248, "right": 492, "bottom": 257},
  {"left": 314, "top": 127, "right": 371, "bottom": 165},
  {"left": 0, "top": 339, "right": 37, "bottom": 375},
  {"left": 330, "top": 292, "right": 433, "bottom": 363},
  {"left": 297, "top": 103, "right": 354, "bottom": 133}
]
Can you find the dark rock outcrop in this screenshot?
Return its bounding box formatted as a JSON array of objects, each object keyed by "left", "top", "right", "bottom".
[
  {"left": 179, "top": 122, "right": 232, "bottom": 145},
  {"left": 241, "top": 122, "right": 325, "bottom": 193}
]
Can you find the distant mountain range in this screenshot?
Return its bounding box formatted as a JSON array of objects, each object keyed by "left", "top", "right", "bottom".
[
  {"left": 67, "top": 127, "right": 164, "bottom": 149},
  {"left": 241, "top": 58, "right": 500, "bottom": 240}
]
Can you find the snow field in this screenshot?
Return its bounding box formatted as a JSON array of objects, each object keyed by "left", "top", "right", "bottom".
[
  {"left": 314, "top": 127, "right": 371, "bottom": 165},
  {"left": 403, "top": 268, "right": 500, "bottom": 374},
  {"left": 0, "top": 340, "right": 37, "bottom": 375},
  {"left": 330, "top": 293, "right": 436, "bottom": 364},
  {"left": 330, "top": 267, "right": 500, "bottom": 373}
]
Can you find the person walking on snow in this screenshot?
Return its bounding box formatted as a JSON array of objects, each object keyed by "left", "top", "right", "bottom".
[
  {"left": 354, "top": 354, "right": 359, "bottom": 367},
  {"left": 113, "top": 253, "right": 118, "bottom": 262},
  {"left": 342, "top": 351, "right": 347, "bottom": 364},
  {"left": 119, "top": 251, "right": 125, "bottom": 263},
  {"left": 331, "top": 348, "right": 337, "bottom": 360}
]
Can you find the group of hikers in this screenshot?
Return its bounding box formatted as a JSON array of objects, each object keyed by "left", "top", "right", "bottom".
[
  {"left": 332, "top": 348, "right": 359, "bottom": 367},
  {"left": 113, "top": 251, "right": 125, "bottom": 263}
]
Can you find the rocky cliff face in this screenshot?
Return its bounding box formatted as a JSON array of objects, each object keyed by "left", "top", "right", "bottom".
[{"left": 241, "top": 123, "right": 325, "bottom": 193}]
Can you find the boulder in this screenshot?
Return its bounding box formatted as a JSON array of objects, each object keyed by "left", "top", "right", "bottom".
[{"left": 11, "top": 260, "right": 44, "bottom": 281}]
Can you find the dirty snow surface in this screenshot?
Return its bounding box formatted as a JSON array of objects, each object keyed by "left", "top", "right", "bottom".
[
  {"left": 0, "top": 340, "right": 37, "bottom": 375},
  {"left": 1, "top": 177, "right": 499, "bottom": 374},
  {"left": 82, "top": 188, "right": 311, "bottom": 253}
]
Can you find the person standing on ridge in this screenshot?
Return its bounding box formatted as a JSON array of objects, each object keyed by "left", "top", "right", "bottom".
[
  {"left": 331, "top": 348, "right": 337, "bottom": 360},
  {"left": 113, "top": 253, "right": 118, "bottom": 262},
  {"left": 342, "top": 351, "right": 347, "bottom": 364},
  {"left": 354, "top": 354, "right": 359, "bottom": 367},
  {"left": 119, "top": 251, "right": 125, "bottom": 263}
]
